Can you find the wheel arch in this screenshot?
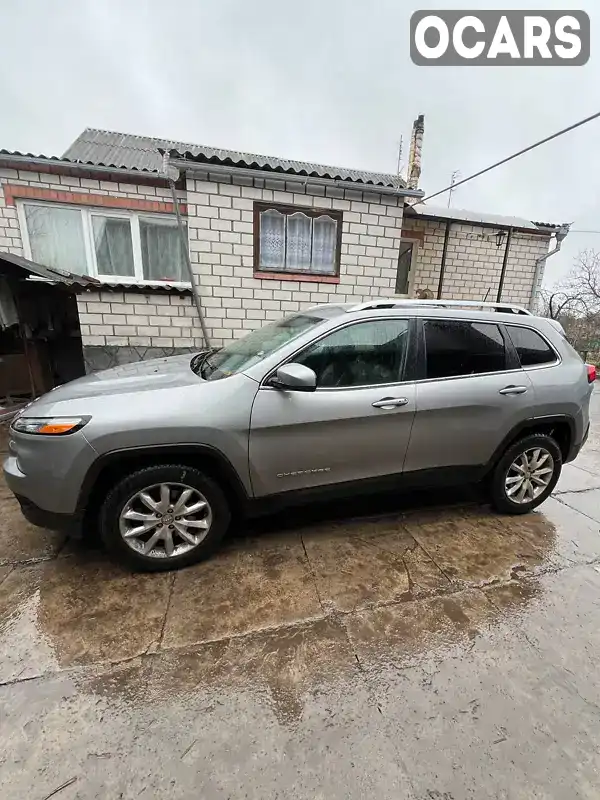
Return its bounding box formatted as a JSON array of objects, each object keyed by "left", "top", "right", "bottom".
[
  {"left": 79, "top": 444, "right": 250, "bottom": 525},
  {"left": 487, "top": 415, "right": 575, "bottom": 474}
]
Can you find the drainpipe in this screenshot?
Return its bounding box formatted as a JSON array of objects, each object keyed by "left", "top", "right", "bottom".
[
  {"left": 528, "top": 224, "right": 571, "bottom": 312},
  {"left": 436, "top": 221, "right": 452, "bottom": 298},
  {"left": 161, "top": 153, "right": 211, "bottom": 349},
  {"left": 495, "top": 228, "right": 513, "bottom": 302}
]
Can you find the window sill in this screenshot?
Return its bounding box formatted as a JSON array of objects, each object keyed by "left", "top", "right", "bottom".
[{"left": 254, "top": 271, "right": 340, "bottom": 284}]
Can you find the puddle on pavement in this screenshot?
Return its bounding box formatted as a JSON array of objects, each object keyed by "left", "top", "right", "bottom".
[
  {"left": 2, "top": 488, "right": 597, "bottom": 688},
  {"left": 2, "top": 421, "right": 600, "bottom": 761}
]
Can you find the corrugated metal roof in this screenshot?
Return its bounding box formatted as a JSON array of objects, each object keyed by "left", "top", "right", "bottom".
[
  {"left": 0, "top": 251, "right": 100, "bottom": 286},
  {"left": 406, "top": 204, "right": 560, "bottom": 232},
  {"left": 63, "top": 128, "right": 405, "bottom": 188},
  {"left": 86, "top": 280, "right": 191, "bottom": 293},
  {"left": 0, "top": 147, "right": 158, "bottom": 174}
]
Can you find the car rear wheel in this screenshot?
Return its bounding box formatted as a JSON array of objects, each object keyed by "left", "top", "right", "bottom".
[
  {"left": 100, "top": 464, "right": 231, "bottom": 571},
  {"left": 490, "top": 433, "right": 562, "bottom": 514}
]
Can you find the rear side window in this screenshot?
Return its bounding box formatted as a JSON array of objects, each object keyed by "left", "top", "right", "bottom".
[
  {"left": 424, "top": 320, "right": 507, "bottom": 379},
  {"left": 507, "top": 326, "right": 557, "bottom": 367}
]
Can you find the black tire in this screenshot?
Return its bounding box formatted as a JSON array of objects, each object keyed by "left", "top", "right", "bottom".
[
  {"left": 490, "top": 433, "right": 562, "bottom": 515},
  {"left": 99, "top": 464, "right": 231, "bottom": 572}
]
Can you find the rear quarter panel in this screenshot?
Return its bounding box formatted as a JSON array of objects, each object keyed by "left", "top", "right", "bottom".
[{"left": 527, "top": 326, "right": 592, "bottom": 446}]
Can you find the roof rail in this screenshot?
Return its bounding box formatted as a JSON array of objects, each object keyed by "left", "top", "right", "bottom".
[{"left": 348, "top": 299, "right": 533, "bottom": 316}]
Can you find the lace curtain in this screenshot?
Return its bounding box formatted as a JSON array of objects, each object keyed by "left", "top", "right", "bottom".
[{"left": 259, "top": 208, "right": 337, "bottom": 274}]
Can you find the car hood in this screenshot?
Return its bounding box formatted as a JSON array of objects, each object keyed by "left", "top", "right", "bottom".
[{"left": 37, "top": 354, "right": 202, "bottom": 403}]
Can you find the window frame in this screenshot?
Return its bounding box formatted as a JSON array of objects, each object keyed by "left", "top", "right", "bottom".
[
  {"left": 505, "top": 323, "right": 561, "bottom": 370},
  {"left": 17, "top": 200, "right": 191, "bottom": 288},
  {"left": 416, "top": 316, "right": 522, "bottom": 383},
  {"left": 253, "top": 201, "right": 343, "bottom": 279},
  {"left": 394, "top": 237, "right": 420, "bottom": 297},
  {"left": 262, "top": 316, "right": 417, "bottom": 391}
]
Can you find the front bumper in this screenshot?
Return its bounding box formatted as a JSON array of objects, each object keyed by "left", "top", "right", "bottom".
[
  {"left": 14, "top": 493, "right": 80, "bottom": 534},
  {"left": 3, "top": 454, "right": 82, "bottom": 534}
]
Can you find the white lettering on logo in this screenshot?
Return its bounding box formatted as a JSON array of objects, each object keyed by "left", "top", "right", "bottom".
[
  {"left": 555, "top": 15, "right": 582, "bottom": 59},
  {"left": 487, "top": 15, "right": 520, "bottom": 59},
  {"left": 453, "top": 15, "right": 485, "bottom": 59},
  {"left": 414, "top": 15, "right": 450, "bottom": 59},
  {"left": 523, "top": 16, "right": 552, "bottom": 59}
]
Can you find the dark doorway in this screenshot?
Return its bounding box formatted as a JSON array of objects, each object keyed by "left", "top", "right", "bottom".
[{"left": 0, "top": 279, "right": 85, "bottom": 402}]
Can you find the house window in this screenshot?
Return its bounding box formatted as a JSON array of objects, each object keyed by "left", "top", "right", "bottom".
[
  {"left": 254, "top": 202, "right": 342, "bottom": 277},
  {"left": 20, "top": 201, "right": 188, "bottom": 284},
  {"left": 395, "top": 239, "right": 418, "bottom": 295},
  {"left": 24, "top": 204, "right": 88, "bottom": 276}
]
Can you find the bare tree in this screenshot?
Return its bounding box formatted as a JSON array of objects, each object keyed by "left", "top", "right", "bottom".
[
  {"left": 537, "top": 287, "right": 585, "bottom": 319},
  {"left": 568, "top": 249, "right": 600, "bottom": 308},
  {"left": 538, "top": 250, "right": 600, "bottom": 358}
]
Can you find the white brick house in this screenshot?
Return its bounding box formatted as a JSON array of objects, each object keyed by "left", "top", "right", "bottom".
[{"left": 0, "top": 129, "right": 565, "bottom": 373}]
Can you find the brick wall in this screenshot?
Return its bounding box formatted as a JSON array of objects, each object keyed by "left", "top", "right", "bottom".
[
  {"left": 0, "top": 167, "right": 194, "bottom": 353},
  {"left": 0, "top": 169, "right": 24, "bottom": 253},
  {"left": 2, "top": 163, "right": 555, "bottom": 365},
  {"left": 77, "top": 290, "right": 198, "bottom": 348},
  {"left": 185, "top": 172, "right": 404, "bottom": 347},
  {"left": 404, "top": 215, "right": 551, "bottom": 305},
  {"left": 501, "top": 232, "right": 551, "bottom": 307}
]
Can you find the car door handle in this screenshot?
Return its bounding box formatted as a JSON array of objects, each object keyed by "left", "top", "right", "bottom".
[
  {"left": 499, "top": 385, "right": 528, "bottom": 396},
  {"left": 372, "top": 397, "right": 409, "bottom": 409}
]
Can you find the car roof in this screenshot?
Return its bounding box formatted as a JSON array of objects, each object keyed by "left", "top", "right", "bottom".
[{"left": 307, "top": 301, "right": 548, "bottom": 327}]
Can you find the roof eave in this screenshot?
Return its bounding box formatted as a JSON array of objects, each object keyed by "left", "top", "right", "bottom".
[
  {"left": 168, "top": 155, "right": 423, "bottom": 197},
  {"left": 404, "top": 205, "right": 560, "bottom": 234},
  {"left": 0, "top": 251, "right": 100, "bottom": 287}
]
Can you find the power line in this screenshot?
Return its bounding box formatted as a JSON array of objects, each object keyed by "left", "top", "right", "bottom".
[{"left": 414, "top": 110, "right": 600, "bottom": 206}]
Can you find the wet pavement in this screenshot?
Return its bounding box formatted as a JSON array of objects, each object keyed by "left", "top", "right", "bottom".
[{"left": 1, "top": 388, "right": 600, "bottom": 799}]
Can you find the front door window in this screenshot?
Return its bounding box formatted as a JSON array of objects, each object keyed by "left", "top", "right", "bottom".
[{"left": 294, "top": 318, "right": 410, "bottom": 388}]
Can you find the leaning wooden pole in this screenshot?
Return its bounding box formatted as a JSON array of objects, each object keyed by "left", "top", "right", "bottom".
[{"left": 161, "top": 153, "right": 211, "bottom": 349}]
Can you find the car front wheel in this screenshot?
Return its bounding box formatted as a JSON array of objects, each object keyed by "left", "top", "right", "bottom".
[
  {"left": 490, "top": 433, "right": 562, "bottom": 514},
  {"left": 100, "top": 464, "right": 231, "bottom": 571}
]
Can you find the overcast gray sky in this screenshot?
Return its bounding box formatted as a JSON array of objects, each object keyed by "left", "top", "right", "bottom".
[{"left": 1, "top": 0, "right": 598, "bottom": 285}]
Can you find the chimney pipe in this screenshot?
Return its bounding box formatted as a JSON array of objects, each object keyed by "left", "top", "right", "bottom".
[{"left": 407, "top": 114, "right": 425, "bottom": 191}]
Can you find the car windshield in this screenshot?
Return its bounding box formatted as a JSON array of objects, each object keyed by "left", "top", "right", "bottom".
[{"left": 193, "top": 312, "right": 329, "bottom": 381}]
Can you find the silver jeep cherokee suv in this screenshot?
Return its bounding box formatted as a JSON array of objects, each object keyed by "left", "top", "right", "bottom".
[{"left": 4, "top": 299, "right": 594, "bottom": 571}]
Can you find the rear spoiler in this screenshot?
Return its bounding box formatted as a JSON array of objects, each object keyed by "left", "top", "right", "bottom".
[{"left": 547, "top": 318, "right": 567, "bottom": 337}]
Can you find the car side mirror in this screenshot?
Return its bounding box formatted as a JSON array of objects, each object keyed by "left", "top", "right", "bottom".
[{"left": 270, "top": 363, "right": 317, "bottom": 392}]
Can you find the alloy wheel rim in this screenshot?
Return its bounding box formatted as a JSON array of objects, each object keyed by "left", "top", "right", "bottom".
[
  {"left": 505, "top": 447, "right": 555, "bottom": 505},
  {"left": 119, "top": 482, "right": 213, "bottom": 558}
]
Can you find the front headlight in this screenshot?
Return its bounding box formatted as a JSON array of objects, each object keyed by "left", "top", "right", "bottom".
[{"left": 11, "top": 416, "right": 90, "bottom": 435}]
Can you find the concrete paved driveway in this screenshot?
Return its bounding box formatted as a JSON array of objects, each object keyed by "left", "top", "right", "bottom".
[{"left": 1, "top": 388, "right": 599, "bottom": 799}]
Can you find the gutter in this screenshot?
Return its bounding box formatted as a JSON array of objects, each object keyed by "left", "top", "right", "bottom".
[
  {"left": 528, "top": 223, "right": 571, "bottom": 311},
  {"left": 169, "top": 158, "right": 424, "bottom": 199}
]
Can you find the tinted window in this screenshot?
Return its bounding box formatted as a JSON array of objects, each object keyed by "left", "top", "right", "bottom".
[
  {"left": 295, "top": 319, "right": 410, "bottom": 388},
  {"left": 424, "top": 320, "right": 506, "bottom": 379},
  {"left": 507, "top": 326, "right": 557, "bottom": 367}
]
